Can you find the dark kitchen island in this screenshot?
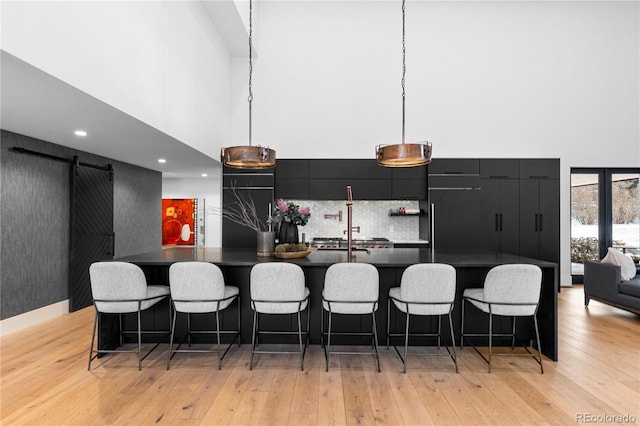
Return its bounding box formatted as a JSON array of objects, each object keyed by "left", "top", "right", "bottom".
[{"left": 112, "top": 247, "right": 558, "bottom": 361}]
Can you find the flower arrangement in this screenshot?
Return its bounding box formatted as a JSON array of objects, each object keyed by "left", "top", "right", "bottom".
[{"left": 272, "top": 199, "right": 311, "bottom": 226}]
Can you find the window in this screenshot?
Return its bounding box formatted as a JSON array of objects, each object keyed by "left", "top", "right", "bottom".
[{"left": 571, "top": 168, "right": 640, "bottom": 278}]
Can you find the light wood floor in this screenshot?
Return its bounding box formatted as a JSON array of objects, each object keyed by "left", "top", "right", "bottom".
[{"left": 1, "top": 286, "right": 639, "bottom": 425}]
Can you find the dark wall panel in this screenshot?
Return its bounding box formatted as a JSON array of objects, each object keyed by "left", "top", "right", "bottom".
[
  {"left": 0, "top": 132, "right": 70, "bottom": 319},
  {"left": 0, "top": 130, "right": 161, "bottom": 320},
  {"left": 113, "top": 163, "right": 161, "bottom": 258}
]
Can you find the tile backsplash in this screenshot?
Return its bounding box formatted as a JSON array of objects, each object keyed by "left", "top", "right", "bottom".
[{"left": 281, "top": 200, "right": 421, "bottom": 242}]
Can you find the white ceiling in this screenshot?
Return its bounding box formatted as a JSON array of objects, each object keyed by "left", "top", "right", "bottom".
[
  {"left": 0, "top": 50, "right": 221, "bottom": 180},
  {"left": 0, "top": 2, "right": 256, "bottom": 179}
]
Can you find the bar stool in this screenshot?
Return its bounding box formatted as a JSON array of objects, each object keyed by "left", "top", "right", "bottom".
[
  {"left": 167, "top": 262, "right": 240, "bottom": 370},
  {"left": 321, "top": 262, "right": 380, "bottom": 372},
  {"left": 387, "top": 263, "right": 458, "bottom": 373},
  {"left": 250, "top": 263, "right": 310, "bottom": 370},
  {"left": 461, "top": 264, "right": 544, "bottom": 373},
  {"left": 88, "top": 261, "right": 170, "bottom": 370}
]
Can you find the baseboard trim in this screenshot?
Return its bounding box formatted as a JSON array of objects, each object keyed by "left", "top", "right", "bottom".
[{"left": 0, "top": 300, "right": 69, "bottom": 337}]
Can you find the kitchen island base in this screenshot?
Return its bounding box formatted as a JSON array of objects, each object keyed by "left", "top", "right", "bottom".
[{"left": 106, "top": 247, "right": 558, "bottom": 361}]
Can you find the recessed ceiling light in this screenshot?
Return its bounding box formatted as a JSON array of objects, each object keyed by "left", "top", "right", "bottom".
[
  {"left": 74, "top": 130, "right": 87, "bottom": 137},
  {"left": 158, "top": 158, "right": 167, "bottom": 164},
  {"left": 201, "top": 173, "right": 208, "bottom": 177}
]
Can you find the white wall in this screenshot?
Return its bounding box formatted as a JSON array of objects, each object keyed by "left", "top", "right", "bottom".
[
  {"left": 163, "top": 174, "right": 223, "bottom": 247},
  {"left": 2, "top": 1, "right": 638, "bottom": 286},
  {"left": 244, "top": 1, "right": 638, "bottom": 161},
  {"left": 1, "top": 1, "right": 232, "bottom": 161},
  {"left": 232, "top": 1, "right": 640, "bottom": 286}
]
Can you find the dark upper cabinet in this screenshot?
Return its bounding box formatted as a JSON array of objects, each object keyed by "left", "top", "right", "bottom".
[
  {"left": 275, "top": 159, "right": 425, "bottom": 200},
  {"left": 429, "top": 175, "right": 481, "bottom": 190},
  {"left": 392, "top": 165, "right": 428, "bottom": 179},
  {"left": 275, "top": 159, "right": 310, "bottom": 179},
  {"left": 391, "top": 179, "right": 427, "bottom": 200},
  {"left": 310, "top": 178, "right": 392, "bottom": 200},
  {"left": 275, "top": 180, "right": 309, "bottom": 199},
  {"left": 223, "top": 173, "right": 274, "bottom": 189},
  {"left": 308, "top": 159, "right": 394, "bottom": 199},
  {"left": 309, "top": 159, "right": 392, "bottom": 179},
  {"left": 391, "top": 165, "right": 427, "bottom": 199},
  {"left": 520, "top": 159, "right": 560, "bottom": 179},
  {"left": 223, "top": 165, "right": 274, "bottom": 176},
  {"left": 223, "top": 165, "right": 274, "bottom": 189},
  {"left": 275, "top": 159, "right": 310, "bottom": 199},
  {"left": 428, "top": 159, "right": 480, "bottom": 175},
  {"left": 480, "top": 159, "right": 520, "bottom": 179}
]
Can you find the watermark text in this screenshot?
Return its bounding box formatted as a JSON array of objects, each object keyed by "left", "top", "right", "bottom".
[{"left": 576, "top": 413, "right": 637, "bottom": 424}]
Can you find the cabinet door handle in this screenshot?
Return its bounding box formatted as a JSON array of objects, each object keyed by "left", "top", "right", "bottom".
[
  {"left": 499, "top": 214, "right": 503, "bottom": 232},
  {"left": 430, "top": 203, "right": 435, "bottom": 249},
  {"left": 535, "top": 214, "right": 539, "bottom": 232},
  {"left": 539, "top": 214, "right": 543, "bottom": 232},
  {"left": 495, "top": 214, "right": 499, "bottom": 232}
]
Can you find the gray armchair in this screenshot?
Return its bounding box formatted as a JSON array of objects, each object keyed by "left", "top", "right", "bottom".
[{"left": 88, "top": 261, "right": 170, "bottom": 370}]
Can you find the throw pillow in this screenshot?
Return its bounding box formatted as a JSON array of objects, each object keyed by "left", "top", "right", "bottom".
[{"left": 601, "top": 247, "right": 637, "bottom": 281}]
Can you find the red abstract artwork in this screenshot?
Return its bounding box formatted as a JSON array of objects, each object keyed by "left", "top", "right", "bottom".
[{"left": 162, "top": 198, "right": 196, "bottom": 245}]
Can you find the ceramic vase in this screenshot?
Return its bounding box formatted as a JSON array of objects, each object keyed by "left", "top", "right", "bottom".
[{"left": 278, "top": 222, "right": 299, "bottom": 244}]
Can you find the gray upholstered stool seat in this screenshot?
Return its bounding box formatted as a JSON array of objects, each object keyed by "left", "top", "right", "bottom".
[
  {"left": 321, "top": 262, "right": 380, "bottom": 372},
  {"left": 250, "top": 263, "right": 310, "bottom": 370},
  {"left": 167, "top": 262, "right": 241, "bottom": 370},
  {"left": 461, "top": 264, "right": 544, "bottom": 373},
  {"left": 386, "top": 263, "right": 458, "bottom": 373},
  {"left": 88, "top": 261, "right": 170, "bottom": 370}
]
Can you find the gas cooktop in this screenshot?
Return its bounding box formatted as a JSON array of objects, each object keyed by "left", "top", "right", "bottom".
[{"left": 310, "top": 237, "right": 393, "bottom": 249}]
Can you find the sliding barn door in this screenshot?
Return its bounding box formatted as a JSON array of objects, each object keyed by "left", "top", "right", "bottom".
[{"left": 69, "top": 160, "right": 114, "bottom": 311}]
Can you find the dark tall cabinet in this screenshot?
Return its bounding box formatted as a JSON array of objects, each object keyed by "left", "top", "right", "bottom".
[
  {"left": 426, "top": 159, "right": 482, "bottom": 249},
  {"left": 222, "top": 166, "right": 274, "bottom": 248},
  {"left": 479, "top": 159, "right": 520, "bottom": 254},
  {"left": 428, "top": 158, "right": 560, "bottom": 272},
  {"left": 519, "top": 160, "right": 560, "bottom": 263}
]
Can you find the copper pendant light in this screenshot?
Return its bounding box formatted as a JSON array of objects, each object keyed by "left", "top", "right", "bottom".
[
  {"left": 221, "top": 0, "right": 276, "bottom": 169},
  {"left": 376, "top": 0, "right": 432, "bottom": 168}
]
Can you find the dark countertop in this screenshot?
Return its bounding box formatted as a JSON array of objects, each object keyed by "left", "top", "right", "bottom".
[{"left": 116, "top": 247, "right": 557, "bottom": 269}]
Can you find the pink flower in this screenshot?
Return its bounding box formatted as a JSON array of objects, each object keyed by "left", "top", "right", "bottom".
[{"left": 272, "top": 199, "right": 311, "bottom": 226}]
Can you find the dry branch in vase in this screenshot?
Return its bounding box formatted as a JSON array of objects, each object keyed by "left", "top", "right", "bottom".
[{"left": 222, "top": 184, "right": 270, "bottom": 232}]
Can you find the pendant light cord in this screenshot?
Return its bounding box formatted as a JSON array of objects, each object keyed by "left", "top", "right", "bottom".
[
  {"left": 401, "top": 0, "right": 406, "bottom": 145},
  {"left": 248, "top": 0, "right": 254, "bottom": 147}
]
